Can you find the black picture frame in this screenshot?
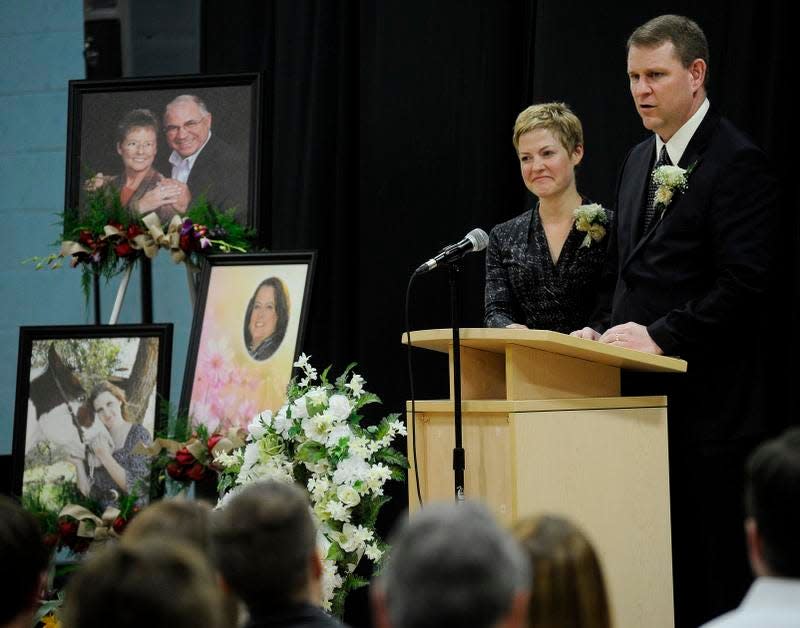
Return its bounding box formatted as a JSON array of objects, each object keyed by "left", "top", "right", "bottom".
[
  {"left": 12, "top": 324, "right": 173, "bottom": 513},
  {"left": 180, "top": 252, "right": 316, "bottom": 433},
  {"left": 64, "top": 72, "right": 264, "bottom": 235}
]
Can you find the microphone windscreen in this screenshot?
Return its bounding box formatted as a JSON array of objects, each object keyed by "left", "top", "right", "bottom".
[{"left": 466, "top": 228, "right": 490, "bottom": 252}]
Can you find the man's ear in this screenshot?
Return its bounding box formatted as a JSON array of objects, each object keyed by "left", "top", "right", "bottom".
[
  {"left": 370, "top": 585, "right": 393, "bottom": 628},
  {"left": 500, "top": 591, "right": 531, "bottom": 628},
  {"left": 310, "top": 548, "right": 323, "bottom": 581},
  {"left": 688, "top": 58, "right": 707, "bottom": 93},
  {"left": 745, "top": 517, "right": 767, "bottom": 577}
]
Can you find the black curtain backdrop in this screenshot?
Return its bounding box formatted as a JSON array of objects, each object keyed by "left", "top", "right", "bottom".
[{"left": 201, "top": 1, "right": 793, "bottom": 624}]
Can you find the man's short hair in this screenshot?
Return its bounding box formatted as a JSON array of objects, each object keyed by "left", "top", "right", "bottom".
[
  {"left": 0, "top": 496, "right": 51, "bottom": 624},
  {"left": 164, "top": 94, "right": 210, "bottom": 118},
  {"left": 211, "top": 481, "right": 316, "bottom": 610},
  {"left": 512, "top": 102, "right": 584, "bottom": 155},
  {"left": 377, "top": 501, "right": 530, "bottom": 628},
  {"left": 627, "top": 15, "right": 710, "bottom": 85},
  {"left": 745, "top": 427, "right": 800, "bottom": 577},
  {"left": 63, "top": 538, "right": 224, "bottom": 628}
]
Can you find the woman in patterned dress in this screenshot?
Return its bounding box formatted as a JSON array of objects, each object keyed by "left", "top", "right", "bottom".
[{"left": 484, "top": 102, "right": 612, "bottom": 333}]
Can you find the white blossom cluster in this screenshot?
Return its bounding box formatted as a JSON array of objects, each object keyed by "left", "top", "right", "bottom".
[{"left": 214, "top": 353, "right": 407, "bottom": 610}]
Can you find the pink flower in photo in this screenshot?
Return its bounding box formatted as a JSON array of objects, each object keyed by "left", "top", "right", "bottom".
[{"left": 198, "top": 339, "right": 234, "bottom": 390}]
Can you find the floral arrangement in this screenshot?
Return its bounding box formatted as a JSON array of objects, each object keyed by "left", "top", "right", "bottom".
[
  {"left": 573, "top": 203, "right": 609, "bottom": 248},
  {"left": 652, "top": 161, "right": 697, "bottom": 213},
  {"left": 214, "top": 355, "right": 408, "bottom": 616},
  {"left": 27, "top": 186, "right": 255, "bottom": 301},
  {"left": 147, "top": 421, "right": 246, "bottom": 492},
  {"left": 22, "top": 448, "right": 140, "bottom": 554}
]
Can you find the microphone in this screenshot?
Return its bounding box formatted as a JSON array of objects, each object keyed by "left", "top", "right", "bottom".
[{"left": 415, "top": 228, "right": 489, "bottom": 274}]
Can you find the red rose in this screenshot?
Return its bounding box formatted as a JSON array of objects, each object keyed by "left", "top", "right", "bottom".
[
  {"left": 126, "top": 225, "right": 143, "bottom": 239},
  {"left": 179, "top": 233, "right": 193, "bottom": 253},
  {"left": 58, "top": 519, "right": 78, "bottom": 540},
  {"left": 207, "top": 434, "right": 223, "bottom": 453},
  {"left": 78, "top": 230, "right": 93, "bottom": 246},
  {"left": 185, "top": 462, "right": 207, "bottom": 482},
  {"left": 166, "top": 461, "right": 186, "bottom": 480},
  {"left": 174, "top": 447, "right": 195, "bottom": 466},
  {"left": 114, "top": 241, "right": 134, "bottom": 258},
  {"left": 112, "top": 516, "right": 127, "bottom": 534}
]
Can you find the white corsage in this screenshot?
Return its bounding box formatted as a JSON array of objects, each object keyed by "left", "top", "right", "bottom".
[
  {"left": 652, "top": 161, "right": 697, "bottom": 213},
  {"left": 573, "top": 203, "right": 609, "bottom": 248}
]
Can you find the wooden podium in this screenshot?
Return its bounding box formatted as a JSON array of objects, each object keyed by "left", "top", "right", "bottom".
[{"left": 403, "top": 328, "right": 687, "bottom": 628}]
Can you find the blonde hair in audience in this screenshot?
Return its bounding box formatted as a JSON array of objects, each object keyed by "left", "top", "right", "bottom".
[{"left": 514, "top": 514, "right": 612, "bottom": 628}]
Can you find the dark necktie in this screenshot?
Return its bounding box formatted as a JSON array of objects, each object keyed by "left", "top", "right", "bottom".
[{"left": 643, "top": 144, "right": 672, "bottom": 233}]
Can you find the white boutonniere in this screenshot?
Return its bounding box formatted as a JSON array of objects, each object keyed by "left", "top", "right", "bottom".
[
  {"left": 573, "top": 203, "right": 609, "bottom": 248},
  {"left": 652, "top": 161, "right": 698, "bottom": 213}
]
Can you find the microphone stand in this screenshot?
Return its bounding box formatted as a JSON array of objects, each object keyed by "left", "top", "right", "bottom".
[{"left": 448, "top": 262, "right": 465, "bottom": 501}]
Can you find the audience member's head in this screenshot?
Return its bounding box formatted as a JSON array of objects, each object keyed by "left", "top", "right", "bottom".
[
  {"left": 514, "top": 514, "right": 611, "bottom": 628},
  {"left": 62, "top": 538, "right": 225, "bottom": 628},
  {"left": 373, "top": 500, "right": 530, "bottom": 628},
  {"left": 123, "top": 498, "right": 212, "bottom": 553},
  {"left": 744, "top": 427, "right": 800, "bottom": 578},
  {"left": 212, "top": 481, "right": 322, "bottom": 611},
  {"left": 0, "top": 496, "right": 51, "bottom": 628}
]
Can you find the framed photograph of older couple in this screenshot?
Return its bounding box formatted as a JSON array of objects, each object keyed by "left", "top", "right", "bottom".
[
  {"left": 64, "top": 72, "right": 264, "bottom": 233},
  {"left": 180, "top": 252, "right": 316, "bottom": 433},
  {"left": 11, "top": 324, "right": 172, "bottom": 521}
]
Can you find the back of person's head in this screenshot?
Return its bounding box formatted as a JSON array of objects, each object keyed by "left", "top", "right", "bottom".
[
  {"left": 62, "top": 538, "right": 225, "bottom": 628},
  {"left": 123, "top": 498, "right": 212, "bottom": 553},
  {"left": 375, "top": 500, "right": 530, "bottom": 628},
  {"left": 514, "top": 514, "right": 611, "bottom": 628},
  {"left": 212, "top": 480, "right": 317, "bottom": 610},
  {"left": 745, "top": 427, "right": 800, "bottom": 577},
  {"left": 0, "top": 496, "right": 51, "bottom": 626}
]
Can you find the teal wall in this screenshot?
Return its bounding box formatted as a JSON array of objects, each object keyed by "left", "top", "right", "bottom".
[{"left": 0, "top": 2, "right": 193, "bottom": 455}]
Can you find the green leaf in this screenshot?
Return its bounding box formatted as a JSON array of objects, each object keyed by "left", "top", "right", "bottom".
[
  {"left": 326, "top": 542, "right": 345, "bottom": 562},
  {"left": 355, "top": 392, "right": 381, "bottom": 409},
  {"left": 320, "top": 364, "right": 333, "bottom": 386},
  {"left": 296, "top": 441, "right": 326, "bottom": 464},
  {"left": 375, "top": 447, "right": 409, "bottom": 469}
]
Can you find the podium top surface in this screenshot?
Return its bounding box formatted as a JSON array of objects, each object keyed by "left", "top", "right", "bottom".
[{"left": 402, "top": 328, "right": 687, "bottom": 373}]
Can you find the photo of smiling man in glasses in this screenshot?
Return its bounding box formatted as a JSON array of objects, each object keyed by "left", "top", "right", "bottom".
[{"left": 162, "top": 94, "right": 248, "bottom": 216}]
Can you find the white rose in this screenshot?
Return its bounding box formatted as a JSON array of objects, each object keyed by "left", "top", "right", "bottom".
[
  {"left": 328, "top": 394, "right": 352, "bottom": 422},
  {"left": 291, "top": 397, "right": 309, "bottom": 420},
  {"left": 306, "top": 386, "right": 329, "bottom": 407},
  {"left": 326, "top": 424, "right": 353, "bottom": 448},
  {"left": 337, "top": 484, "right": 361, "bottom": 507}
]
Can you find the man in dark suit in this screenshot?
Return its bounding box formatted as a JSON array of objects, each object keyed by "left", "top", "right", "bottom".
[
  {"left": 163, "top": 94, "right": 249, "bottom": 217},
  {"left": 572, "top": 14, "right": 778, "bottom": 628}
]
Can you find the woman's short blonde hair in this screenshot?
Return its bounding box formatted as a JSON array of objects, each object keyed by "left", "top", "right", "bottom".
[{"left": 513, "top": 102, "right": 584, "bottom": 155}]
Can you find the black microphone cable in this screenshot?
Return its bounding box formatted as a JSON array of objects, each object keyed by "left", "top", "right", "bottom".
[{"left": 404, "top": 270, "right": 424, "bottom": 507}]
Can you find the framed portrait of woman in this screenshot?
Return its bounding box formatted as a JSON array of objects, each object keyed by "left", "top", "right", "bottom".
[
  {"left": 11, "top": 324, "right": 172, "bottom": 520},
  {"left": 64, "top": 72, "right": 264, "bottom": 233},
  {"left": 180, "top": 252, "right": 316, "bottom": 433}
]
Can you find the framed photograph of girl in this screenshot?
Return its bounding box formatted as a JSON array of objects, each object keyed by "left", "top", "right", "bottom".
[
  {"left": 65, "top": 72, "right": 264, "bottom": 233},
  {"left": 180, "top": 252, "right": 316, "bottom": 433},
  {"left": 12, "top": 325, "right": 172, "bottom": 520}
]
